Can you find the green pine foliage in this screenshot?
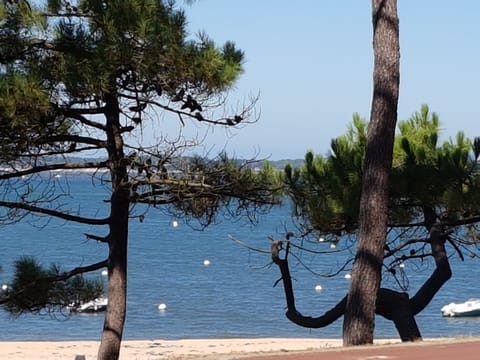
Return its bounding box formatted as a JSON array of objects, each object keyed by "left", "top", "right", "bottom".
[
  {"left": 286, "top": 105, "right": 480, "bottom": 239},
  {"left": 0, "top": 1, "right": 276, "bottom": 324},
  {"left": 3, "top": 257, "right": 103, "bottom": 316},
  {"left": 285, "top": 114, "right": 366, "bottom": 234},
  {"left": 0, "top": 74, "right": 72, "bottom": 160},
  {"left": 0, "top": 0, "right": 245, "bottom": 154}
]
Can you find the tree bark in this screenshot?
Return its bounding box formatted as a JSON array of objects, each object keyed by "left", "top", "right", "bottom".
[
  {"left": 343, "top": 0, "right": 400, "bottom": 345},
  {"left": 376, "top": 288, "right": 422, "bottom": 342},
  {"left": 97, "top": 95, "right": 130, "bottom": 360}
]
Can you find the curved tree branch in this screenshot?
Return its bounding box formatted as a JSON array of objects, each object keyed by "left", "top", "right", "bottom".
[
  {"left": 40, "top": 134, "right": 107, "bottom": 147},
  {"left": 0, "top": 201, "right": 109, "bottom": 225},
  {"left": 0, "top": 259, "right": 108, "bottom": 306},
  {"left": 0, "top": 161, "right": 108, "bottom": 180},
  {"left": 271, "top": 239, "right": 345, "bottom": 328},
  {"left": 271, "top": 234, "right": 423, "bottom": 342},
  {"left": 384, "top": 237, "right": 429, "bottom": 258},
  {"left": 84, "top": 233, "right": 111, "bottom": 243},
  {"left": 63, "top": 109, "right": 107, "bottom": 131},
  {"left": 270, "top": 225, "right": 453, "bottom": 342},
  {"left": 410, "top": 226, "right": 452, "bottom": 315}
]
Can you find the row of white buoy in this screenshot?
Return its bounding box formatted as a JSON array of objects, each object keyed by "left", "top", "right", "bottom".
[
  {"left": 103, "top": 253, "right": 208, "bottom": 311},
  {"left": 314, "top": 273, "right": 352, "bottom": 293},
  {"left": 171, "top": 220, "right": 210, "bottom": 266},
  {"left": 314, "top": 268, "right": 412, "bottom": 293},
  {"left": 137, "top": 216, "right": 203, "bottom": 310},
  {"left": 318, "top": 237, "right": 338, "bottom": 249}
]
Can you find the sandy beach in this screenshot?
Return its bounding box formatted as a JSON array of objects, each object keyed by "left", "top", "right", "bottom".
[
  {"left": 0, "top": 337, "right": 376, "bottom": 360},
  {"left": 2, "top": 337, "right": 480, "bottom": 359}
]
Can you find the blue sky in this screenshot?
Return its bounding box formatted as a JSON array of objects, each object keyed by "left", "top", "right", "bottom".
[{"left": 167, "top": 1, "right": 480, "bottom": 160}]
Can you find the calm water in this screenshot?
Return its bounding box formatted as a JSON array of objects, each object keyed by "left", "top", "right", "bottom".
[{"left": 1, "top": 174, "right": 479, "bottom": 341}]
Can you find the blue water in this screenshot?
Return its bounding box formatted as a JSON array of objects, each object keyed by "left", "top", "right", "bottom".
[{"left": 1, "top": 174, "right": 479, "bottom": 341}]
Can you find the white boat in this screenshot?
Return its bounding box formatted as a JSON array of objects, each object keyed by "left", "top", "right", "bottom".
[
  {"left": 69, "top": 297, "right": 108, "bottom": 313},
  {"left": 441, "top": 299, "right": 480, "bottom": 317}
]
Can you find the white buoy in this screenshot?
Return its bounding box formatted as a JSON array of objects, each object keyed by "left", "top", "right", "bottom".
[
  {"left": 399, "top": 262, "right": 405, "bottom": 268},
  {"left": 344, "top": 273, "right": 352, "bottom": 280},
  {"left": 330, "top": 243, "right": 337, "bottom": 249},
  {"left": 203, "top": 259, "right": 210, "bottom": 266},
  {"left": 314, "top": 285, "right": 323, "bottom": 292},
  {"left": 171, "top": 220, "right": 179, "bottom": 228},
  {"left": 1, "top": 284, "right": 7, "bottom": 291},
  {"left": 158, "top": 303, "right": 167, "bottom": 311},
  {"left": 319, "top": 237, "right": 325, "bottom": 242},
  {"left": 101, "top": 270, "right": 108, "bottom": 276}
]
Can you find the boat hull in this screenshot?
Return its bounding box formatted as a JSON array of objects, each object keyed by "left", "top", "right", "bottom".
[{"left": 441, "top": 299, "right": 480, "bottom": 317}]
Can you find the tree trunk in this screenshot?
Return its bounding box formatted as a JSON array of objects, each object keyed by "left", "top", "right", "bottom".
[
  {"left": 376, "top": 288, "right": 422, "bottom": 342},
  {"left": 97, "top": 95, "right": 130, "bottom": 360},
  {"left": 343, "top": 0, "right": 400, "bottom": 346}
]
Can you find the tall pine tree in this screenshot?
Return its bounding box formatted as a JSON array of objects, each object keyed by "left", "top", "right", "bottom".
[{"left": 0, "top": 1, "right": 280, "bottom": 358}]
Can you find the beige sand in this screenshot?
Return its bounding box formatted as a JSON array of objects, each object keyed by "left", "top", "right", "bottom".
[
  {"left": 0, "top": 338, "right": 360, "bottom": 360},
  {"left": 0, "top": 337, "right": 464, "bottom": 360}
]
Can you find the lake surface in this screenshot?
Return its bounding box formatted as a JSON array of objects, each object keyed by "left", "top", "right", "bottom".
[{"left": 1, "top": 174, "right": 479, "bottom": 341}]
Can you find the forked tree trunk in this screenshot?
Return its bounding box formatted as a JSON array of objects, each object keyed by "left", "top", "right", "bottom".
[
  {"left": 343, "top": 0, "right": 400, "bottom": 346},
  {"left": 97, "top": 96, "right": 130, "bottom": 360},
  {"left": 272, "top": 227, "right": 452, "bottom": 343},
  {"left": 410, "top": 226, "right": 452, "bottom": 315},
  {"left": 375, "top": 288, "right": 422, "bottom": 341}
]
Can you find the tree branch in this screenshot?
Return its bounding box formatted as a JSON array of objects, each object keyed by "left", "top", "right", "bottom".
[
  {"left": 0, "top": 201, "right": 109, "bottom": 225},
  {"left": 84, "top": 233, "right": 110, "bottom": 243},
  {"left": 271, "top": 238, "right": 345, "bottom": 328},
  {"left": 40, "top": 134, "right": 106, "bottom": 147},
  {"left": 384, "top": 237, "right": 429, "bottom": 258},
  {"left": 410, "top": 226, "right": 452, "bottom": 315},
  {"left": 0, "top": 259, "right": 108, "bottom": 306},
  {"left": 63, "top": 109, "right": 107, "bottom": 131},
  {"left": 0, "top": 161, "right": 108, "bottom": 180}
]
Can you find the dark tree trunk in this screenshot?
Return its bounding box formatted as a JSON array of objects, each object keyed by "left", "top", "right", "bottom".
[
  {"left": 97, "top": 95, "right": 130, "bottom": 360},
  {"left": 343, "top": 0, "right": 400, "bottom": 346},
  {"left": 410, "top": 226, "right": 452, "bottom": 315},
  {"left": 376, "top": 289, "right": 422, "bottom": 342}
]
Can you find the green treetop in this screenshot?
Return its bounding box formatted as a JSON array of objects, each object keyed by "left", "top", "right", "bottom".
[
  {"left": 286, "top": 104, "right": 480, "bottom": 240},
  {"left": 273, "top": 105, "right": 480, "bottom": 342},
  {"left": 0, "top": 2, "right": 280, "bottom": 359}
]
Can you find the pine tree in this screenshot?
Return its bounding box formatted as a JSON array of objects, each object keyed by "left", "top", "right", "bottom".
[
  {"left": 278, "top": 105, "right": 480, "bottom": 342},
  {"left": 0, "top": 1, "right": 280, "bottom": 358}
]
